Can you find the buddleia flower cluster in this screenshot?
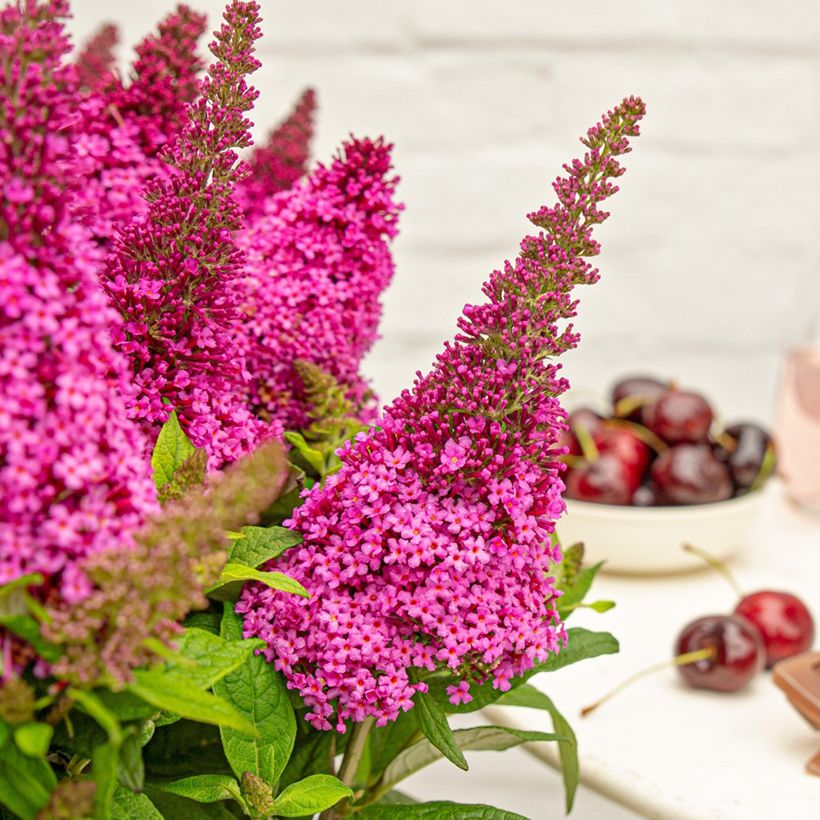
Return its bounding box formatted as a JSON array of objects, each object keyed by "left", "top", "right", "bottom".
[
  {"left": 0, "top": 0, "right": 157, "bottom": 611},
  {"left": 239, "top": 136, "right": 402, "bottom": 429},
  {"left": 101, "top": 0, "right": 269, "bottom": 468},
  {"left": 236, "top": 86, "right": 317, "bottom": 216},
  {"left": 239, "top": 96, "right": 646, "bottom": 731}
]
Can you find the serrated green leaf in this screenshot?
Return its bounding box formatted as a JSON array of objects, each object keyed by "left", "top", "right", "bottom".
[
  {"left": 414, "top": 692, "right": 467, "bottom": 771},
  {"left": 127, "top": 669, "right": 257, "bottom": 736},
  {"left": 277, "top": 729, "right": 334, "bottom": 792},
  {"left": 270, "top": 774, "right": 352, "bottom": 817},
  {"left": 92, "top": 741, "right": 120, "bottom": 820},
  {"left": 206, "top": 563, "right": 308, "bottom": 602},
  {"left": 380, "top": 725, "right": 564, "bottom": 792},
  {"left": 170, "top": 627, "right": 262, "bottom": 690},
  {"left": 13, "top": 723, "right": 52, "bottom": 758},
  {"left": 357, "top": 802, "right": 528, "bottom": 819},
  {"left": 153, "top": 774, "right": 242, "bottom": 805},
  {"left": 214, "top": 604, "right": 296, "bottom": 785},
  {"left": 496, "top": 685, "right": 579, "bottom": 812},
  {"left": 151, "top": 410, "right": 196, "bottom": 490},
  {"left": 111, "top": 784, "right": 163, "bottom": 819},
  {"left": 228, "top": 525, "right": 302, "bottom": 568},
  {"left": 428, "top": 628, "right": 620, "bottom": 714}
]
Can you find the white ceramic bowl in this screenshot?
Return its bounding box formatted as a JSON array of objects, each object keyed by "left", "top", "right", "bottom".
[{"left": 557, "top": 491, "right": 764, "bottom": 575}]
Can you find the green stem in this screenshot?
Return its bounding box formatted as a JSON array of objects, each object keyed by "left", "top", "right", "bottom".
[{"left": 319, "top": 717, "right": 374, "bottom": 819}]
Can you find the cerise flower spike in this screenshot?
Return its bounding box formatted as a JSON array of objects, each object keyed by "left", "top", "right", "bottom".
[
  {"left": 103, "top": 0, "right": 270, "bottom": 468},
  {"left": 237, "top": 86, "right": 318, "bottom": 214},
  {"left": 238, "top": 135, "right": 402, "bottom": 430},
  {"left": 238, "top": 97, "right": 646, "bottom": 732},
  {"left": 0, "top": 1, "right": 157, "bottom": 607},
  {"left": 74, "top": 22, "right": 119, "bottom": 93}
]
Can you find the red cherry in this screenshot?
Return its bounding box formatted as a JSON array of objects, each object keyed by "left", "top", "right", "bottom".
[
  {"left": 611, "top": 375, "right": 668, "bottom": 422},
  {"left": 675, "top": 614, "right": 765, "bottom": 692},
  {"left": 651, "top": 444, "right": 733, "bottom": 505},
  {"left": 734, "top": 591, "right": 815, "bottom": 668},
  {"left": 565, "top": 454, "right": 633, "bottom": 505},
  {"left": 594, "top": 426, "right": 650, "bottom": 487},
  {"left": 646, "top": 389, "right": 713, "bottom": 445}
]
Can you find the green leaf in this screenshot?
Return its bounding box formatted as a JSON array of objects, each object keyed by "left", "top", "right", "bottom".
[
  {"left": 358, "top": 802, "right": 528, "bottom": 819},
  {"left": 0, "top": 614, "right": 61, "bottom": 662},
  {"left": 206, "top": 563, "right": 308, "bottom": 602},
  {"left": 153, "top": 774, "right": 242, "bottom": 805},
  {"left": 92, "top": 741, "right": 120, "bottom": 820},
  {"left": 157, "top": 448, "right": 208, "bottom": 505},
  {"left": 496, "top": 685, "right": 579, "bottom": 812},
  {"left": 151, "top": 410, "right": 196, "bottom": 490},
  {"left": 170, "top": 627, "right": 262, "bottom": 690},
  {"left": 557, "top": 558, "right": 606, "bottom": 620},
  {"left": 127, "top": 668, "right": 257, "bottom": 736},
  {"left": 117, "top": 730, "right": 145, "bottom": 793},
  {"left": 143, "top": 720, "right": 232, "bottom": 780},
  {"left": 69, "top": 688, "right": 124, "bottom": 747},
  {"left": 414, "top": 692, "right": 468, "bottom": 771},
  {"left": 283, "top": 431, "right": 326, "bottom": 474},
  {"left": 93, "top": 689, "right": 157, "bottom": 723},
  {"left": 0, "top": 573, "right": 44, "bottom": 601},
  {"left": 369, "top": 710, "right": 419, "bottom": 783},
  {"left": 228, "top": 525, "right": 302, "bottom": 568},
  {"left": 429, "top": 628, "right": 620, "bottom": 713},
  {"left": 270, "top": 774, "right": 352, "bottom": 817},
  {"left": 214, "top": 604, "right": 296, "bottom": 785},
  {"left": 277, "top": 728, "right": 334, "bottom": 792},
  {"left": 144, "top": 787, "right": 238, "bottom": 820},
  {"left": 111, "top": 785, "right": 163, "bottom": 819},
  {"left": 0, "top": 740, "right": 55, "bottom": 819},
  {"left": 380, "top": 725, "right": 564, "bottom": 792},
  {"left": 13, "top": 723, "right": 52, "bottom": 757},
  {"left": 183, "top": 611, "right": 221, "bottom": 635}
]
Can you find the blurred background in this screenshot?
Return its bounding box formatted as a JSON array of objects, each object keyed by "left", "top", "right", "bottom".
[{"left": 68, "top": 0, "right": 820, "bottom": 425}]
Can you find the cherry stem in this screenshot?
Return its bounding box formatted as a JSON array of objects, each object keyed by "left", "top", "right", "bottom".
[
  {"left": 580, "top": 646, "right": 715, "bottom": 717},
  {"left": 682, "top": 543, "right": 744, "bottom": 598},
  {"left": 573, "top": 423, "right": 599, "bottom": 461}
]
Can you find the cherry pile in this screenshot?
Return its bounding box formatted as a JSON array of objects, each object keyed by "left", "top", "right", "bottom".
[{"left": 562, "top": 374, "right": 776, "bottom": 506}]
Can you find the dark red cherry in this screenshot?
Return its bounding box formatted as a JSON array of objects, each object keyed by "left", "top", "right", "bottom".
[
  {"left": 611, "top": 375, "right": 668, "bottom": 422},
  {"left": 594, "top": 426, "right": 650, "bottom": 487},
  {"left": 651, "top": 444, "right": 733, "bottom": 505},
  {"left": 723, "top": 422, "right": 774, "bottom": 489},
  {"left": 565, "top": 454, "right": 633, "bottom": 505},
  {"left": 734, "top": 591, "right": 815, "bottom": 668},
  {"left": 645, "top": 389, "right": 713, "bottom": 445},
  {"left": 675, "top": 614, "right": 765, "bottom": 692}
]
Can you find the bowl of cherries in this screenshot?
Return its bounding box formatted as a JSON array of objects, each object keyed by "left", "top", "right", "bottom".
[{"left": 558, "top": 375, "right": 776, "bottom": 574}]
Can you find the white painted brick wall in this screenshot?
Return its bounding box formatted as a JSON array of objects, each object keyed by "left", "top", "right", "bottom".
[{"left": 68, "top": 0, "right": 820, "bottom": 423}]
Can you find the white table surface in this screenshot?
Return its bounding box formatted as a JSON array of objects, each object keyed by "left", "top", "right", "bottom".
[{"left": 473, "top": 481, "right": 819, "bottom": 820}]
